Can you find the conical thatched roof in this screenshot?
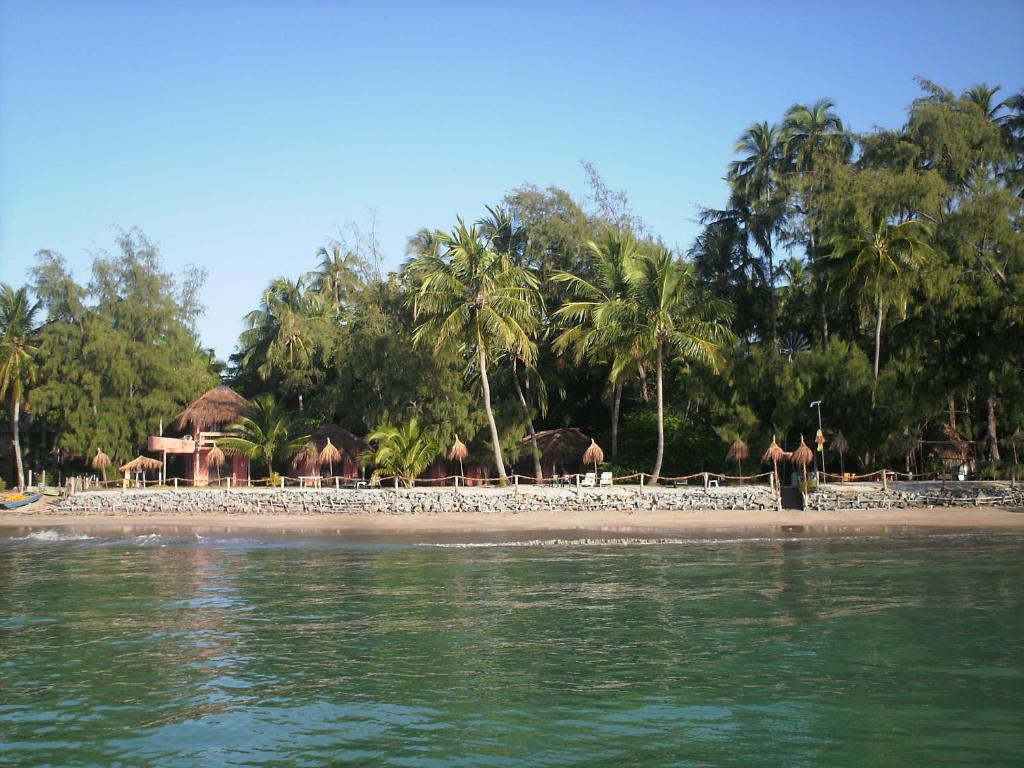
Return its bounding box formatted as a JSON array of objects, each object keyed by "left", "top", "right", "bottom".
[
  {"left": 527, "top": 428, "right": 592, "bottom": 465},
  {"left": 208, "top": 445, "right": 226, "bottom": 467},
  {"left": 762, "top": 436, "right": 786, "bottom": 463},
  {"left": 583, "top": 439, "right": 604, "bottom": 467},
  {"left": 726, "top": 438, "right": 750, "bottom": 463},
  {"left": 119, "top": 455, "right": 164, "bottom": 473},
  {"left": 830, "top": 430, "right": 849, "bottom": 456},
  {"left": 448, "top": 436, "right": 468, "bottom": 462},
  {"left": 172, "top": 386, "right": 250, "bottom": 434},
  {"left": 791, "top": 436, "right": 814, "bottom": 467},
  {"left": 91, "top": 449, "right": 111, "bottom": 470},
  {"left": 319, "top": 437, "right": 342, "bottom": 467}
]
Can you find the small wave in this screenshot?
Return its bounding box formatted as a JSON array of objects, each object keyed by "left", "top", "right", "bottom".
[{"left": 10, "top": 530, "right": 93, "bottom": 542}]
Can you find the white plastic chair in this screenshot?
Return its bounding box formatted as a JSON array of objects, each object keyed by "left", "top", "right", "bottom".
[
  {"left": 581, "top": 472, "right": 596, "bottom": 487},
  {"left": 599, "top": 471, "right": 613, "bottom": 486}
]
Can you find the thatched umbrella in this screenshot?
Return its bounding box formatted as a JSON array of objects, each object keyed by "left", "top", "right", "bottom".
[
  {"left": 292, "top": 440, "right": 319, "bottom": 474},
  {"left": 763, "top": 436, "right": 786, "bottom": 487},
  {"left": 726, "top": 438, "right": 749, "bottom": 481},
  {"left": 119, "top": 455, "right": 164, "bottom": 486},
  {"left": 792, "top": 435, "right": 814, "bottom": 487},
  {"left": 319, "top": 437, "right": 342, "bottom": 477},
  {"left": 583, "top": 439, "right": 605, "bottom": 475},
  {"left": 448, "top": 435, "right": 468, "bottom": 479},
  {"left": 830, "top": 431, "right": 849, "bottom": 478},
  {"left": 92, "top": 449, "right": 111, "bottom": 484},
  {"left": 208, "top": 443, "right": 226, "bottom": 483}
]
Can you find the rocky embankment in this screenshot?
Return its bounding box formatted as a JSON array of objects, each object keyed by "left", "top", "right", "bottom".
[
  {"left": 54, "top": 485, "right": 779, "bottom": 517},
  {"left": 804, "top": 482, "right": 1024, "bottom": 511}
]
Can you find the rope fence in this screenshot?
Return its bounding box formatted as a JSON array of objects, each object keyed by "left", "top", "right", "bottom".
[{"left": 57, "top": 465, "right": 1016, "bottom": 498}]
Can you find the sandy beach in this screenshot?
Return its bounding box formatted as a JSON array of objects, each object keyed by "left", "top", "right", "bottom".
[{"left": 3, "top": 504, "right": 1023, "bottom": 538}]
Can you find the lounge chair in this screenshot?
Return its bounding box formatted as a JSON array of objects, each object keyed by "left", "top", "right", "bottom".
[
  {"left": 581, "top": 472, "right": 596, "bottom": 487},
  {"left": 599, "top": 471, "right": 613, "bottom": 486}
]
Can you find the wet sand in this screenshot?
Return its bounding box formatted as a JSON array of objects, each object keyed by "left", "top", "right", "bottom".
[{"left": 3, "top": 504, "right": 1023, "bottom": 538}]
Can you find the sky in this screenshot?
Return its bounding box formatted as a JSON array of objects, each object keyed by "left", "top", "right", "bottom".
[{"left": 2, "top": 0, "right": 1022, "bottom": 359}]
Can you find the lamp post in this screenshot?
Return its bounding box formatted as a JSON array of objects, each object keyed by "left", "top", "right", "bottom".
[{"left": 810, "top": 400, "right": 827, "bottom": 481}]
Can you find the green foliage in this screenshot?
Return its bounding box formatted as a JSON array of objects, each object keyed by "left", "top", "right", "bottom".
[
  {"left": 13, "top": 79, "right": 1024, "bottom": 483},
  {"left": 363, "top": 418, "right": 440, "bottom": 487},
  {"left": 28, "top": 232, "right": 217, "bottom": 469},
  {"left": 219, "top": 394, "right": 310, "bottom": 478}
]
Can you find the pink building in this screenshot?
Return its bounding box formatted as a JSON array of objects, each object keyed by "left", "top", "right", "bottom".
[{"left": 147, "top": 387, "right": 250, "bottom": 486}]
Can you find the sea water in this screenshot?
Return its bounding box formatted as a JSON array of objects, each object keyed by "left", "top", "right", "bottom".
[{"left": 2, "top": 529, "right": 1023, "bottom": 766}]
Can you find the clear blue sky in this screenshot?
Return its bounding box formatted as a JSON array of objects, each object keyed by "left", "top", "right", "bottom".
[{"left": 2, "top": 0, "right": 1021, "bottom": 359}]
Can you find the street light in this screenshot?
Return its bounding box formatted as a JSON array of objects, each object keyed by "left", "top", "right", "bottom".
[{"left": 810, "top": 400, "right": 827, "bottom": 480}]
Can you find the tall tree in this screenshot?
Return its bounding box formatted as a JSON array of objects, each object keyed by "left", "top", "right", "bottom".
[
  {"left": 552, "top": 228, "right": 641, "bottom": 459},
  {"left": 706, "top": 122, "right": 788, "bottom": 345},
  {"left": 0, "top": 285, "right": 41, "bottom": 490},
  {"left": 239, "top": 276, "right": 327, "bottom": 398},
  {"left": 782, "top": 98, "right": 851, "bottom": 343},
  {"left": 620, "top": 248, "right": 733, "bottom": 484},
  {"left": 825, "top": 214, "right": 935, "bottom": 403},
  {"left": 406, "top": 218, "right": 540, "bottom": 485}
]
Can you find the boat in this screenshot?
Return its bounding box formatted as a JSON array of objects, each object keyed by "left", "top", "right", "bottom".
[{"left": 2, "top": 492, "right": 43, "bottom": 509}]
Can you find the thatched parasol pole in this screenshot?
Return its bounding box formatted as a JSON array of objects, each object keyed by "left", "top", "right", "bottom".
[
  {"left": 792, "top": 435, "right": 814, "bottom": 488},
  {"left": 448, "top": 436, "right": 468, "bottom": 483},
  {"left": 583, "top": 439, "right": 604, "bottom": 476},
  {"left": 762, "top": 436, "right": 785, "bottom": 488},
  {"left": 726, "top": 438, "right": 749, "bottom": 483},
  {"left": 830, "top": 431, "right": 849, "bottom": 480},
  {"left": 92, "top": 449, "right": 111, "bottom": 485}
]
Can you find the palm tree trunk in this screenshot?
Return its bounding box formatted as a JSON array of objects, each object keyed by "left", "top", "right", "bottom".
[
  {"left": 479, "top": 347, "right": 508, "bottom": 485},
  {"left": 649, "top": 341, "right": 665, "bottom": 486},
  {"left": 948, "top": 395, "right": 957, "bottom": 430},
  {"left": 511, "top": 360, "right": 542, "bottom": 481},
  {"left": 987, "top": 395, "right": 1001, "bottom": 462},
  {"left": 809, "top": 229, "right": 829, "bottom": 345},
  {"left": 12, "top": 398, "right": 25, "bottom": 491},
  {"left": 872, "top": 293, "right": 883, "bottom": 407},
  {"left": 610, "top": 380, "right": 623, "bottom": 459},
  {"left": 768, "top": 248, "right": 778, "bottom": 346}
]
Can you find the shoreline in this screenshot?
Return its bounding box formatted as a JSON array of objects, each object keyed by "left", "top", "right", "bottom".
[{"left": 3, "top": 505, "right": 1023, "bottom": 538}]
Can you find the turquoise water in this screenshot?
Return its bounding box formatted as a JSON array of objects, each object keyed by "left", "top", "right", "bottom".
[{"left": 2, "top": 528, "right": 1023, "bottom": 766}]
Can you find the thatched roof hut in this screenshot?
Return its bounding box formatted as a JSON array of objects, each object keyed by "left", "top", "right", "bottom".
[
  {"left": 292, "top": 424, "right": 365, "bottom": 476},
  {"left": 119, "top": 455, "right": 164, "bottom": 474},
  {"left": 311, "top": 424, "right": 364, "bottom": 458},
  {"left": 526, "top": 428, "right": 592, "bottom": 470},
  {"left": 172, "top": 386, "right": 250, "bottom": 434}
]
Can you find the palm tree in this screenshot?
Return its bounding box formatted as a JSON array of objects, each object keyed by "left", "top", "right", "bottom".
[
  {"left": 826, "top": 214, "right": 935, "bottom": 403},
  {"left": 307, "top": 244, "right": 361, "bottom": 312},
  {"left": 963, "top": 84, "right": 1004, "bottom": 121},
  {"left": 363, "top": 418, "right": 439, "bottom": 488},
  {"left": 479, "top": 206, "right": 545, "bottom": 480},
  {"left": 239, "top": 277, "right": 325, "bottom": 382},
  {"left": 722, "top": 121, "right": 788, "bottom": 344},
  {"left": 405, "top": 217, "right": 540, "bottom": 485},
  {"left": 0, "top": 285, "right": 41, "bottom": 491},
  {"left": 218, "top": 394, "right": 310, "bottom": 479},
  {"left": 620, "top": 248, "right": 733, "bottom": 485},
  {"left": 552, "top": 228, "right": 641, "bottom": 459},
  {"left": 782, "top": 99, "right": 851, "bottom": 342}
]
